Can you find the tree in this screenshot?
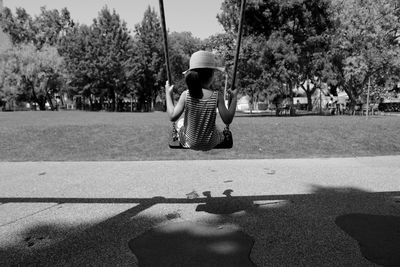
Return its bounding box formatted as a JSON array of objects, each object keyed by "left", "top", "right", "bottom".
[
  {"left": 218, "top": 0, "right": 333, "bottom": 111},
  {"left": 59, "top": 7, "right": 133, "bottom": 111},
  {"left": 0, "top": 6, "right": 74, "bottom": 48},
  {"left": 0, "top": 7, "right": 34, "bottom": 45},
  {"left": 59, "top": 24, "right": 91, "bottom": 104},
  {"left": 0, "top": 25, "right": 11, "bottom": 53},
  {"left": 0, "top": 49, "right": 21, "bottom": 108},
  {"left": 238, "top": 35, "right": 270, "bottom": 112},
  {"left": 204, "top": 33, "right": 235, "bottom": 64},
  {"left": 130, "top": 6, "right": 164, "bottom": 111},
  {"left": 328, "top": 0, "right": 400, "bottom": 107},
  {"left": 91, "top": 7, "right": 133, "bottom": 111},
  {"left": 262, "top": 31, "right": 301, "bottom": 112},
  {"left": 33, "top": 7, "right": 74, "bottom": 49},
  {"left": 0, "top": 44, "right": 65, "bottom": 110},
  {"left": 59, "top": 24, "right": 95, "bottom": 106}
]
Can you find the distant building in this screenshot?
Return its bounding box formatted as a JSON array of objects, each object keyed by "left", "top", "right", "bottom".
[
  {"left": 236, "top": 95, "right": 269, "bottom": 112},
  {"left": 237, "top": 95, "right": 250, "bottom": 111}
]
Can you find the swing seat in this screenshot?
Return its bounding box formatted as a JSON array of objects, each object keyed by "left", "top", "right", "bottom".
[{"left": 169, "top": 128, "right": 233, "bottom": 149}]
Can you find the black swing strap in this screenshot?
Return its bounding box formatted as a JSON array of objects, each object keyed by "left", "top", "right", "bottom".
[
  {"left": 159, "top": 0, "right": 172, "bottom": 84},
  {"left": 158, "top": 0, "right": 177, "bottom": 136},
  {"left": 230, "top": 0, "right": 246, "bottom": 99}
]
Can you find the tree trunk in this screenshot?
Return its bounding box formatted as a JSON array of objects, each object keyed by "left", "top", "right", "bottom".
[
  {"left": 301, "top": 80, "right": 316, "bottom": 111},
  {"left": 32, "top": 89, "right": 46, "bottom": 111},
  {"left": 46, "top": 91, "right": 54, "bottom": 111},
  {"left": 30, "top": 82, "right": 39, "bottom": 110},
  {"left": 150, "top": 95, "right": 154, "bottom": 112},
  {"left": 42, "top": 79, "right": 55, "bottom": 111},
  {"left": 110, "top": 90, "right": 116, "bottom": 112},
  {"left": 306, "top": 92, "right": 313, "bottom": 111},
  {"left": 115, "top": 92, "right": 119, "bottom": 112},
  {"left": 344, "top": 88, "right": 357, "bottom": 113},
  {"left": 89, "top": 96, "right": 93, "bottom": 111},
  {"left": 100, "top": 96, "right": 104, "bottom": 111},
  {"left": 131, "top": 96, "right": 133, "bottom": 112},
  {"left": 37, "top": 95, "right": 46, "bottom": 110},
  {"left": 249, "top": 93, "right": 253, "bottom": 114},
  {"left": 345, "top": 89, "right": 355, "bottom": 106},
  {"left": 60, "top": 94, "right": 65, "bottom": 106},
  {"left": 288, "top": 82, "right": 295, "bottom": 116}
]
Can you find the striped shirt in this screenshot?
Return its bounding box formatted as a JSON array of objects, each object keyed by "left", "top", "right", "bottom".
[{"left": 179, "top": 90, "right": 223, "bottom": 151}]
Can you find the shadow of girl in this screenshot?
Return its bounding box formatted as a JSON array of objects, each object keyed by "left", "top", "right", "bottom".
[{"left": 336, "top": 213, "right": 400, "bottom": 267}]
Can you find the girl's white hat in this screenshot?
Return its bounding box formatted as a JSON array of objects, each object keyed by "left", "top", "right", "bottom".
[{"left": 182, "top": 50, "right": 225, "bottom": 74}]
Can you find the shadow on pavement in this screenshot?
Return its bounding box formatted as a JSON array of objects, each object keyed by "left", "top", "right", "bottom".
[
  {"left": 336, "top": 213, "right": 400, "bottom": 267},
  {"left": 0, "top": 186, "right": 399, "bottom": 266},
  {"left": 195, "top": 190, "right": 258, "bottom": 215},
  {"left": 129, "top": 221, "right": 256, "bottom": 267}
]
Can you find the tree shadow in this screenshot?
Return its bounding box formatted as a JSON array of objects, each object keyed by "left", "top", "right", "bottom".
[
  {"left": 336, "top": 214, "right": 400, "bottom": 267},
  {"left": 0, "top": 186, "right": 399, "bottom": 266}
]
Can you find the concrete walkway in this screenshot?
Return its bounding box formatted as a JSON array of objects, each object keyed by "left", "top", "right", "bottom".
[{"left": 0, "top": 156, "right": 399, "bottom": 266}]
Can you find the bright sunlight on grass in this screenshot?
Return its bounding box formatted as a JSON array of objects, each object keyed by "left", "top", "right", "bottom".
[{"left": 1, "top": 111, "right": 399, "bottom": 161}]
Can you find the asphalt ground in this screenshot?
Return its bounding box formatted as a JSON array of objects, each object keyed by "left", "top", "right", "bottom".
[{"left": 0, "top": 156, "right": 399, "bottom": 266}]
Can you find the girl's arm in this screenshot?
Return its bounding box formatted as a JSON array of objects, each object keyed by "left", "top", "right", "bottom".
[
  {"left": 165, "top": 81, "right": 186, "bottom": 122},
  {"left": 217, "top": 90, "right": 238, "bottom": 125}
]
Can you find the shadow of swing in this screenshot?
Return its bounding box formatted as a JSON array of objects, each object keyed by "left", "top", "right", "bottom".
[{"left": 195, "top": 190, "right": 259, "bottom": 215}]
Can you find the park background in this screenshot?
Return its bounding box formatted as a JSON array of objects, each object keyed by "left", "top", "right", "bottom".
[
  {"left": 1, "top": 0, "right": 400, "bottom": 114},
  {"left": 0, "top": 0, "right": 400, "bottom": 161}
]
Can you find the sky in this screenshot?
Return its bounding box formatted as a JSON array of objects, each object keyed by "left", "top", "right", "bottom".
[{"left": 3, "top": 0, "right": 225, "bottom": 39}]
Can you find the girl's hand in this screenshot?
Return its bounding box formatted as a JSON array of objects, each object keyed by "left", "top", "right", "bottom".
[{"left": 165, "top": 81, "right": 174, "bottom": 95}]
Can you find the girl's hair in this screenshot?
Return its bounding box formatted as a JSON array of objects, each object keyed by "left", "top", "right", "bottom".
[{"left": 185, "top": 68, "right": 214, "bottom": 99}]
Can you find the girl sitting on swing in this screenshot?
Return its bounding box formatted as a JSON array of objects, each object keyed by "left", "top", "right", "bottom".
[{"left": 165, "top": 50, "right": 238, "bottom": 151}]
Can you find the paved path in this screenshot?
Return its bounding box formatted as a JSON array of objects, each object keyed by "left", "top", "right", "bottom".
[{"left": 0, "top": 156, "right": 399, "bottom": 266}]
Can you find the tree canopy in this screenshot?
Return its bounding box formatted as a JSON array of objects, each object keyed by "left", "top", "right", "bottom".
[
  {"left": 0, "top": 44, "right": 65, "bottom": 110},
  {"left": 326, "top": 0, "right": 400, "bottom": 105},
  {"left": 218, "top": 0, "right": 334, "bottom": 110}
]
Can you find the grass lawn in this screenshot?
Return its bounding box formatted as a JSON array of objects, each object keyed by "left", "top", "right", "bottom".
[{"left": 0, "top": 111, "right": 399, "bottom": 161}]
